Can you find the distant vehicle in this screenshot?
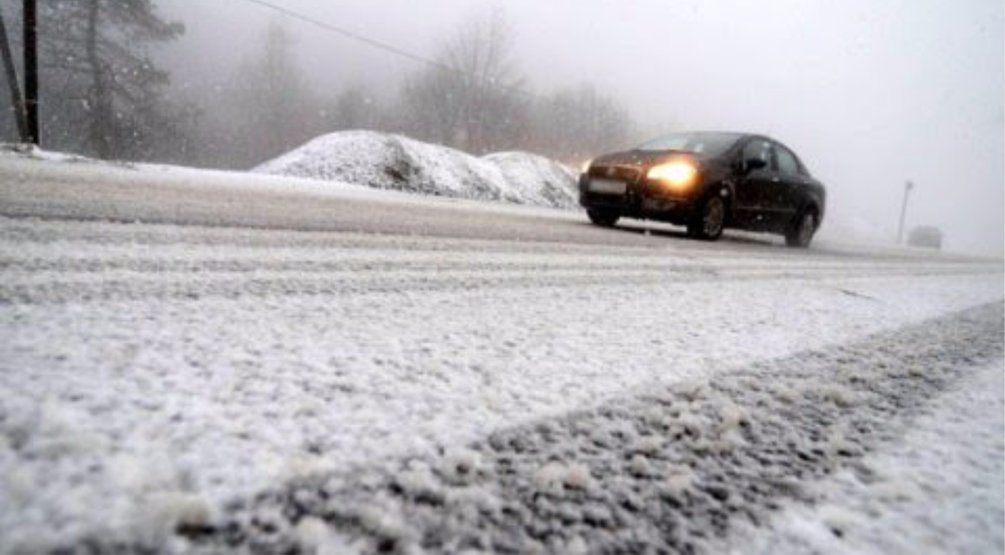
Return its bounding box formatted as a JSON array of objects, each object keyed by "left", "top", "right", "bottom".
[
  {"left": 579, "top": 132, "right": 827, "bottom": 247},
  {"left": 908, "top": 226, "right": 943, "bottom": 249}
]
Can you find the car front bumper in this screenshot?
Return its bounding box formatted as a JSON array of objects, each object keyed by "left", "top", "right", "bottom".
[{"left": 578, "top": 173, "right": 694, "bottom": 223}]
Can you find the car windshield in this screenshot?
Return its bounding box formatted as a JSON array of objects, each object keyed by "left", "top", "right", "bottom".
[{"left": 635, "top": 132, "right": 741, "bottom": 156}]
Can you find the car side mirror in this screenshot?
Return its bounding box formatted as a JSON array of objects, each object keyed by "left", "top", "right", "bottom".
[{"left": 743, "top": 158, "right": 767, "bottom": 174}]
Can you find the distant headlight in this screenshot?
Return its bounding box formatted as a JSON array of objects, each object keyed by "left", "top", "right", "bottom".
[
  {"left": 647, "top": 161, "right": 698, "bottom": 189},
  {"left": 581, "top": 159, "right": 593, "bottom": 174}
]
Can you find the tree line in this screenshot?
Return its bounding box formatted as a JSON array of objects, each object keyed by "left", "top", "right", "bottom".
[{"left": 0, "top": 1, "right": 643, "bottom": 169}]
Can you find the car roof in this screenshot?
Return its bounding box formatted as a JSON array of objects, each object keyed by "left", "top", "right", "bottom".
[{"left": 679, "top": 131, "right": 785, "bottom": 148}]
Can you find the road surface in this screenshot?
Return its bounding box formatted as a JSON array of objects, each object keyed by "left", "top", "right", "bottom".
[{"left": 1, "top": 151, "right": 1002, "bottom": 554}]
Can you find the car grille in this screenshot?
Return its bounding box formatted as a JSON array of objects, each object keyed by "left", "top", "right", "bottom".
[{"left": 589, "top": 165, "right": 642, "bottom": 183}]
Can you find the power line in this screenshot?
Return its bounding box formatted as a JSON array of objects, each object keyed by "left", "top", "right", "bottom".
[
  {"left": 229, "top": 0, "right": 535, "bottom": 98},
  {"left": 235, "top": 0, "right": 449, "bottom": 72}
]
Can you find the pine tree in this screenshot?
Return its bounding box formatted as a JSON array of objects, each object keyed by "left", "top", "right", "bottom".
[{"left": 0, "top": 0, "right": 185, "bottom": 160}]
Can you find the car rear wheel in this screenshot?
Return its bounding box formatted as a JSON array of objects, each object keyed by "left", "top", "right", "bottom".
[
  {"left": 687, "top": 195, "right": 726, "bottom": 241},
  {"left": 785, "top": 210, "right": 817, "bottom": 248},
  {"left": 587, "top": 208, "right": 620, "bottom": 227}
]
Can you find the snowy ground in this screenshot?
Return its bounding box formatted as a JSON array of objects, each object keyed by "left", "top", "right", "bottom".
[
  {"left": 737, "top": 358, "right": 1004, "bottom": 555},
  {"left": 0, "top": 151, "right": 1002, "bottom": 553}
]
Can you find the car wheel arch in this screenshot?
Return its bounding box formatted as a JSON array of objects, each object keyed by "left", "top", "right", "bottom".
[
  {"left": 706, "top": 182, "right": 736, "bottom": 223},
  {"left": 799, "top": 202, "right": 821, "bottom": 226},
  {"left": 687, "top": 185, "right": 731, "bottom": 240},
  {"left": 785, "top": 203, "right": 821, "bottom": 248}
]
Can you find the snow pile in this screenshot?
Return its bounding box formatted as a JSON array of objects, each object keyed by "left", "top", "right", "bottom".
[
  {"left": 481, "top": 151, "right": 579, "bottom": 209},
  {"left": 254, "top": 131, "right": 578, "bottom": 209}
]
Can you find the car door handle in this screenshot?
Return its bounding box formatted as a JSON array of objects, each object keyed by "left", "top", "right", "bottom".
[{"left": 771, "top": 177, "right": 781, "bottom": 182}]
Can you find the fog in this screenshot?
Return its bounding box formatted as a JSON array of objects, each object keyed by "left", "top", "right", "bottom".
[{"left": 6, "top": 0, "right": 1004, "bottom": 255}]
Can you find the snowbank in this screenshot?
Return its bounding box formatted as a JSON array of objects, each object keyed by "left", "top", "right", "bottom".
[{"left": 254, "top": 131, "right": 578, "bottom": 209}]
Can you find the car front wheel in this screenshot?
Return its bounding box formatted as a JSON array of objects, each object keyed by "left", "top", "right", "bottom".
[
  {"left": 785, "top": 210, "right": 817, "bottom": 248},
  {"left": 587, "top": 208, "right": 620, "bottom": 227},
  {"left": 687, "top": 195, "right": 726, "bottom": 241}
]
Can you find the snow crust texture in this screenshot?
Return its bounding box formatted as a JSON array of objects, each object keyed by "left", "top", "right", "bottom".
[
  {"left": 189, "top": 304, "right": 1004, "bottom": 555},
  {"left": 739, "top": 359, "right": 1004, "bottom": 555},
  {"left": 0, "top": 213, "right": 1002, "bottom": 553},
  {"left": 1, "top": 152, "right": 1003, "bottom": 554},
  {"left": 255, "top": 131, "right": 578, "bottom": 209}
]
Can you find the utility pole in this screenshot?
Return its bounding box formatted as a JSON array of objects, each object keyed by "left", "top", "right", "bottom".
[
  {"left": 0, "top": 4, "right": 28, "bottom": 142},
  {"left": 897, "top": 180, "right": 914, "bottom": 244},
  {"left": 23, "top": 0, "right": 38, "bottom": 145}
]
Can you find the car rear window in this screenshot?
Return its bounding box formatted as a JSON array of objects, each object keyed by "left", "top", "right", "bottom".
[{"left": 775, "top": 144, "right": 802, "bottom": 176}]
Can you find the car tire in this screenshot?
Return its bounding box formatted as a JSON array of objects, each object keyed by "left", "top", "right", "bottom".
[
  {"left": 687, "top": 195, "right": 726, "bottom": 241},
  {"left": 785, "top": 210, "right": 817, "bottom": 248},
  {"left": 587, "top": 208, "right": 620, "bottom": 227}
]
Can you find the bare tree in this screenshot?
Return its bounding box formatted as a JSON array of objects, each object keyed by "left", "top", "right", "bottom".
[
  {"left": 328, "top": 85, "right": 381, "bottom": 131},
  {"left": 400, "top": 9, "right": 528, "bottom": 154},
  {"left": 530, "top": 84, "right": 635, "bottom": 163},
  {"left": 226, "top": 20, "right": 321, "bottom": 167}
]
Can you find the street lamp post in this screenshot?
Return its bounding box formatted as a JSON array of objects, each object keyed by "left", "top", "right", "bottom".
[{"left": 897, "top": 180, "right": 914, "bottom": 244}]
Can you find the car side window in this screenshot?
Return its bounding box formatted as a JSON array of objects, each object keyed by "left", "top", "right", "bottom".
[
  {"left": 742, "top": 140, "right": 773, "bottom": 170},
  {"left": 775, "top": 144, "right": 800, "bottom": 176}
]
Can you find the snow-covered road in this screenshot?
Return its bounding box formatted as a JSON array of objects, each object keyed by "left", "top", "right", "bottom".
[{"left": 1, "top": 152, "right": 1002, "bottom": 553}]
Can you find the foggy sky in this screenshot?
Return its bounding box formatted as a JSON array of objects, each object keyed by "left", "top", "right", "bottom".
[{"left": 160, "top": 0, "right": 1004, "bottom": 255}]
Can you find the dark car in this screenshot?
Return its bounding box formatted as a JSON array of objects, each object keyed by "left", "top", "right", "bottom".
[
  {"left": 579, "top": 132, "right": 827, "bottom": 247},
  {"left": 907, "top": 226, "right": 943, "bottom": 249}
]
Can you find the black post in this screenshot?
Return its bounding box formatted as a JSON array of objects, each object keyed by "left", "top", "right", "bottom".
[
  {"left": 23, "top": 0, "right": 38, "bottom": 145},
  {"left": 0, "top": 4, "right": 28, "bottom": 141}
]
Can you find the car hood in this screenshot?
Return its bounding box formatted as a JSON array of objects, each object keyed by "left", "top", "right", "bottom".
[{"left": 592, "top": 150, "right": 699, "bottom": 168}]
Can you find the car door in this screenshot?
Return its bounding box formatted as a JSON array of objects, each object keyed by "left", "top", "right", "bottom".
[
  {"left": 773, "top": 142, "right": 806, "bottom": 219},
  {"left": 733, "top": 138, "right": 781, "bottom": 228}
]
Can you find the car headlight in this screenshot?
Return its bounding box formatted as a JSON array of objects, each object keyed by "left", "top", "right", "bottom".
[
  {"left": 647, "top": 161, "right": 698, "bottom": 190},
  {"left": 581, "top": 158, "right": 593, "bottom": 174}
]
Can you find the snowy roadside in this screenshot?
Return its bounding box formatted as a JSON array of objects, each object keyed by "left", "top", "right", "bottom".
[{"left": 1, "top": 215, "right": 1002, "bottom": 553}]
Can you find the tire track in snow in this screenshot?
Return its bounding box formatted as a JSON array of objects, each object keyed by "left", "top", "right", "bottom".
[
  {"left": 2, "top": 218, "right": 999, "bottom": 305},
  {"left": 3, "top": 254, "right": 995, "bottom": 278},
  {"left": 0, "top": 258, "right": 874, "bottom": 277},
  {"left": 736, "top": 360, "right": 1004, "bottom": 555},
  {"left": 2, "top": 215, "right": 993, "bottom": 267},
  {"left": 181, "top": 303, "right": 1004, "bottom": 555},
  {"left": 1, "top": 266, "right": 997, "bottom": 306}
]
